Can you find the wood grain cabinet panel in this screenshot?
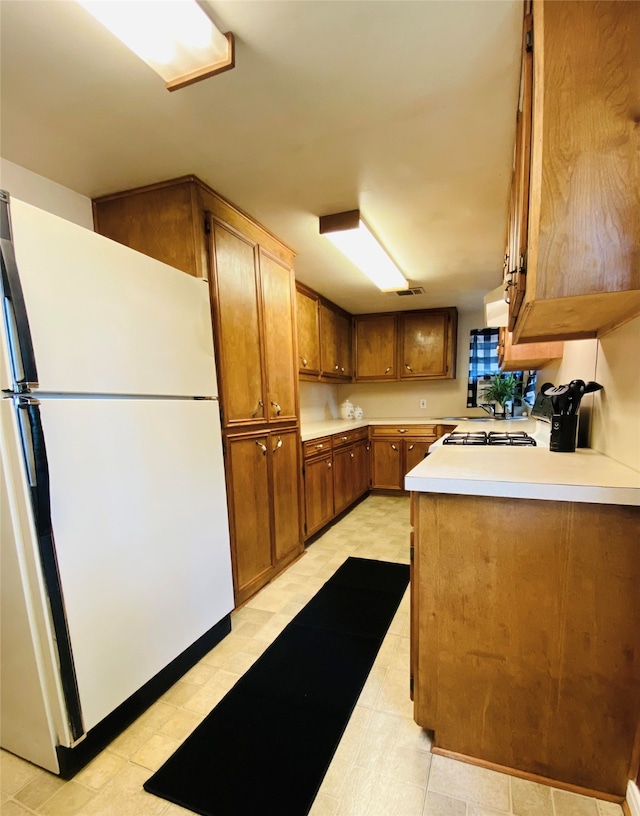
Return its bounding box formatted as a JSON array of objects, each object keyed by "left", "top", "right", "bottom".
[
  {"left": 371, "top": 440, "right": 403, "bottom": 490},
  {"left": 303, "top": 453, "right": 334, "bottom": 538},
  {"left": 399, "top": 310, "right": 456, "bottom": 380},
  {"left": 498, "top": 327, "right": 563, "bottom": 372},
  {"left": 296, "top": 285, "right": 320, "bottom": 378},
  {"left": 319, "top": 302, "right": 352, "bottom": 381},
  {"left": 355, "top": 314, "right": 397, "bottom": 380},
  {"left": 411, "top": 492, "right": 640, "bottom": 797},
  {"left": 508, "top": 0, "right": 640, "bottom": 341},
  {"left": 210, "top": 220, "right": 265, "bottom": 425},
  {"left": 370, "top": 426, "right": 437, "bottom": 490},
  {"left": 226, "top": 429, "right": 303, "bottom": 606}
]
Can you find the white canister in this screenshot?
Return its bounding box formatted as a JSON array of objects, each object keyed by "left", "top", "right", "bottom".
[
  {"left": 354, "top": 405, "right": 364, "bottom": 420},
  {"left": 340, "top": 400, "right": 354, "bottom": 420}
]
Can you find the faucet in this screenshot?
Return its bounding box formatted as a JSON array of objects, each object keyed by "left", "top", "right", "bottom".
[{"left": 478, "top": 403, "right": 497, "bottom": 416}]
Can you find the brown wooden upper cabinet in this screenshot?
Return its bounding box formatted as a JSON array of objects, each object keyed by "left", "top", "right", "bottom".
[
  {"left": 498, "top": 327, "right": 563, "bottom": 372},
  {"left": 505, "top": 0, "right": 640, "bottom": 343},
  {"left": 354, "top": 308, "right": 457, "bottom": 382},
  {"left": 320, "top": 301, "right": 353, "bottom": 381},
  {"left": 296, "top": 284, "right": 321, "bottom": 379}
]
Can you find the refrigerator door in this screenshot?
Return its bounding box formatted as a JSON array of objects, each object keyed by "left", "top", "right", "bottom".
[
  {"left": 34, "top": 396, "right": 233, "bottom": 732},
  {"left": 2, "top": 196, "right": 217, "bottom": 398}
]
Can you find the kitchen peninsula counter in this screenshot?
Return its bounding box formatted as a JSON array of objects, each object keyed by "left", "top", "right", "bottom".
[{"left": 407, "top": 434, "right": 640, "bottom": 800}]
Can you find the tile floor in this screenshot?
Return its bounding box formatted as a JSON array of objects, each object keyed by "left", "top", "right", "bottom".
[{"left": 0, "top": 495, "right": 625, "bottom": 816}]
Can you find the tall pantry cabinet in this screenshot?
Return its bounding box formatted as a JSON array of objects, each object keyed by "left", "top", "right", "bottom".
[{"left": 93, "top": 176, "right": 303, "bottom": 606}]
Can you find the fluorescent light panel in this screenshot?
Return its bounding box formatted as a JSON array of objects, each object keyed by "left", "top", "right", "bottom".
[
  {"left": 320, "top": 210, "right": 408, "bottom": 292},
  {"left": 76, "top": 0, "right": 234, "bottom": 91}
]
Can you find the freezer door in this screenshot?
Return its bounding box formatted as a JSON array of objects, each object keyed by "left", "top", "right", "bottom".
[
  {"left": 37, "top": 397, "right": 233, "bottom": 732},
  {"left": 3, "top": 196, "right": 217, "bottom": 397}
]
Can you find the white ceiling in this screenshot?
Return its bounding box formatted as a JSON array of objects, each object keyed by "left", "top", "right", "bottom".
[{"left": 0, "top": 0, "right": 522, "bottom": 315}]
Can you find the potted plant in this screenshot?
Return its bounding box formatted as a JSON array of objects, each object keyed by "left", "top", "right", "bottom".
[{"left": 482, "top": 373, "right": 520, "bottom": 417}]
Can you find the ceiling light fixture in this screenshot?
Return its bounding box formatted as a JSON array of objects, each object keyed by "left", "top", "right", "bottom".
[
  {"left": 319, "top": 210, "right": 408, "bottom": 292},
  {"left": 76, "top": 0, "right": 235, "bottom": 91}
]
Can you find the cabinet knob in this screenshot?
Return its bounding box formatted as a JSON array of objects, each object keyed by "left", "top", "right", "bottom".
[
  {"left": 334, "top": 365, "right": 340, "bottom": 371},
  {"left": 342, "top": 436, "right": 348, "bottom": 441},
  {"left": 350, "top": 452, "right": 354, "bottom": 459},
  {"left": 341, "top": 367, "right": 345, "bottom": 373},
  {"left": 391, "top": 444, "right": 398, "bottom": 451},
  {"left": 301, "top": 357, "right": 308, "bottom": 367},
  {"left": 251, "top": 399, "right": 264, "bottom": 418},
  {"left": 255, "top": 440, "right": 267, "bottom": 455},
  {"left": 398, "top": 429, "right": 408, "bottom": 433},
  {"left": 327, "top": 461, "right": 332, "bottom": 468},
  {"left": 271, "top": 400, "right": 282, "bottom": 416},
  {"left": 408, "top": 444, "right": 415, "bottom": 451},
  {"left": 404, "top": 364, "right": 414, "bottom": 372},
  {"left": 315, "top": 443, "right": 324, "bottom": 449},
  {"left": 385, "top": 366, "right": 392, "bottom": 373},
  {"left": 273, "top": 436, "right": 283, "bottom": 453}
]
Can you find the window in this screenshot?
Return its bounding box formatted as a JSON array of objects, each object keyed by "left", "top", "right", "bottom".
[{"left": 466, "top": 328, "right": 536, "bottom": 409}]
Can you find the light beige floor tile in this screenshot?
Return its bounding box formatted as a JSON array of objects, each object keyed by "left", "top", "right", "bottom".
[
  {"left": 158, "top": 708, "right": 204, "bottom": 742},
  {"left": 159, "top": 679, "right": 200, "bottom": 707},
  {"left": 38, "top": 781, "right": 96, "bottom": 816},
  {"left": 366, "top": 775, "right": 426, "bottom": 816},
  {"left": 331, "top": 705, "right": 373, "bottom": 765},
  {"left": 13, "top": 769, "right": 67, "bottom": 809},
  {"left": 511, "top": 776, "right": 553, "bottom": 815},
  {"left": 160, "top": 804, "right": 200, "bottom": 815},
  {"left": 427, "top": 755, "right": 511, "bottom": 812},
  {"left": 108, "top": 723, "right": 157, "bottom": 760},
  {"left": 73, "top": 751, "right": 127, "bottom": 792},
  {"left": 596, "top": 801, "right": 624, "bottom": 816},
  {"left": 375, "top": 667, "right": 414, "bottom": 718},
  {"left": 424, "top": 791, "right": 468, "bottom": 816},
  {"left": 230, "top": 606, "right": 274, "bottom": 628},
  {"left": 467, "top": 805, "right": 511, "bottom": 815},
  {"left": 308, "top": 793, "right": 341, "bottom": 816},
  {"left": 217, "top": 650, "right": 260, "bottom": 675},
  {"left": 317, "top": 757, "right": 351, "bottom": 799},
  {"left": 552, "top": 789, "right": 599, "bottom": 815},
  {"left": 77, "top": 764, "right": 165, "bottom": 816},
  {"left": 0, "top": 752, "right": 41, "bottom": 796},
  {"left": 0, "top": 800, "right": 39, "bottom": 816},
  {"left": 336, "top": 764, "right": 378, "bottom": 815},
  {"left": 130, "top": 733, "right": 182, "bottom": 772},
  {"left": 181, "top": 661, "right": 218, "bottom": 686},
  {"left": 357, "top": 665, "right": 387, "bottom": 708}
]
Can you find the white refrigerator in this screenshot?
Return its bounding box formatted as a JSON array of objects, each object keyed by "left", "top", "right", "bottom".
[{"left": 0, "top": 192, "right": 234, "bottom": 775}]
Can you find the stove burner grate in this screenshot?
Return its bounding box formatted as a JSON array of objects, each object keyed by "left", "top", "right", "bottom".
[{"left": 443, "top": 431, "right": 536, "bottom": 447}]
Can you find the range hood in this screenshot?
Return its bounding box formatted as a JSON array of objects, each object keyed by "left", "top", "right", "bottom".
[{"left": 483, "top": 285, "right": 509, "bottom": 328}]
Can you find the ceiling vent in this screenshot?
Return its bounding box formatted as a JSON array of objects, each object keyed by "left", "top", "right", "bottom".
[{"left": 386, "top": 286, "right": 425, "bottom": 296}]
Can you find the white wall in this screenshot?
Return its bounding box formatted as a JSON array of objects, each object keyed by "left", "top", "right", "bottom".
[
  {"left": 299, "top": 381, "right": 340, "bottom": 423},
  {"left": 0, "top": 159, "right": 93, "bottom": 229},
  {"left": 538, "top": 316, "right": 640, "bottom": 472}
]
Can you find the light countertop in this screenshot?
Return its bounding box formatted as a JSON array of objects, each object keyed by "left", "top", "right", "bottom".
[
  {"left": 300, "top": 416, "right": 528, "bottom": 442},
  {"left": 405, "top": 444, "right": 640, "bottom": 506}
]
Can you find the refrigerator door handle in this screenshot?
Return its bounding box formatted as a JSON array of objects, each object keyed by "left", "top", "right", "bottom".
[
  {"left": 18, "top": 398, "right": 85, "bottom": 740},
  {"left": 0, "top": 191, "right": 39, "bottom": 389}
]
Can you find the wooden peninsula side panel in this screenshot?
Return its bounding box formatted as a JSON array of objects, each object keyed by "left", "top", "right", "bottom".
[{"left": 411, "top": 492, "right": 640, "bottom": 798}]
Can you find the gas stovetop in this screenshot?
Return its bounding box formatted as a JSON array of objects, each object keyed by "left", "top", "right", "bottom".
[{"left": 443, "top": 431, "right": 537, "bottom": 447}]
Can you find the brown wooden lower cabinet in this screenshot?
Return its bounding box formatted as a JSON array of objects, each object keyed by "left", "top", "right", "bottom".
[
  {"left": 370, "top": 426, "right": 437, "bottom": 489},
  {"left": 303, "top": 452, "right": 334, "bottom": 538},
  {"left": 333, "top": 437, "right": 370, "bottom": 516},
  {"left": 411, "top": 491, "right": 640, "bottom": 798},
  {"left": 225, "top": 427, "right": 303, "bottom": 605}
]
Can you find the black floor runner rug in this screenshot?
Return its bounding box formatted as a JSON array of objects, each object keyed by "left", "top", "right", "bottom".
[{"left": 144, "top": 557, "right": 410, "bottom": 816}]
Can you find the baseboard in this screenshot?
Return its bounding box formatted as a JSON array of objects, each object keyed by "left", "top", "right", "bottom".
[{"left": 627, "top": 780, "right": 640, "bottom": 816}]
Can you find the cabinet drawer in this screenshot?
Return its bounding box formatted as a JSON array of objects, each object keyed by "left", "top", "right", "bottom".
[
  {"left": 370, "top": 425, "right": 436, "bottom": 439},
  {"left": 303, "top": 436, "right": 332, "bottom": 459},
  {"left": 332, "top": 427, "right": 369, "bottom": 448}
]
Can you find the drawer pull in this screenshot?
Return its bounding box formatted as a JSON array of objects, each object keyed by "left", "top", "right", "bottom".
[
  {"left": 315, "top": 443, "right": 324, "bottom": 449},
  {"left": 398, "top": 428, "right": 408, "bottom": 433},
  {"left": 405, "top": 364, "right": 414, "bottom": 372},
  {"left": 341, "top": 436, "right": 348, "bottom": 441},
  {"left": 255, "top": 440, "right": 267, "bottom": 455}
]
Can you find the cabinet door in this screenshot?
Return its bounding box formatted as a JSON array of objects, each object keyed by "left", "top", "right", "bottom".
[
  {"left": 319, "top": 303, "right": 339, "bottom": 377},
  {"left": 404, "top": 440, "right": 432, "bottom": 477},
  {"left": 333, "top": 445, "right": 354, "bottom": 515},
  {"left": 260, "top": 249, "right": 298, "bottom": 424},
  {"left": 304, "top": 454, "right": 334, "bottom": 538},
  {"left": 210, "top": 220, "right": 265, "bottom": 426},
  {"left": 353, "top": 439, "right": 371, "bottom": 498},
  {"left": 507, "top": 10, "right": 533, "bottom": 331},
  {"left": 371, "top": 440, "right": 402, "bottom": 490},
  {"left": 225, "top": 434, "right": 272, "bottom": 602},
  {"left": 270, "top": 429, "right": 302, "bottom": 563},
  {"left": 296, "top": 287, "right": 320, "bottom": 376},
  {"left": 399, "top": 311, "right": 453, "bottom": 379},
  {"left": 335, "top": 312, "right": 353, "bottom": 379},
  {"left": 355, "top": 315, "right": 396, "bottom": 380}
]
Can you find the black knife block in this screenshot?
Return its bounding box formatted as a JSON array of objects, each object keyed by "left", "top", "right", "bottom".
[{"left": 550, "top": 414, "right": 579, "bottom": 453}]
